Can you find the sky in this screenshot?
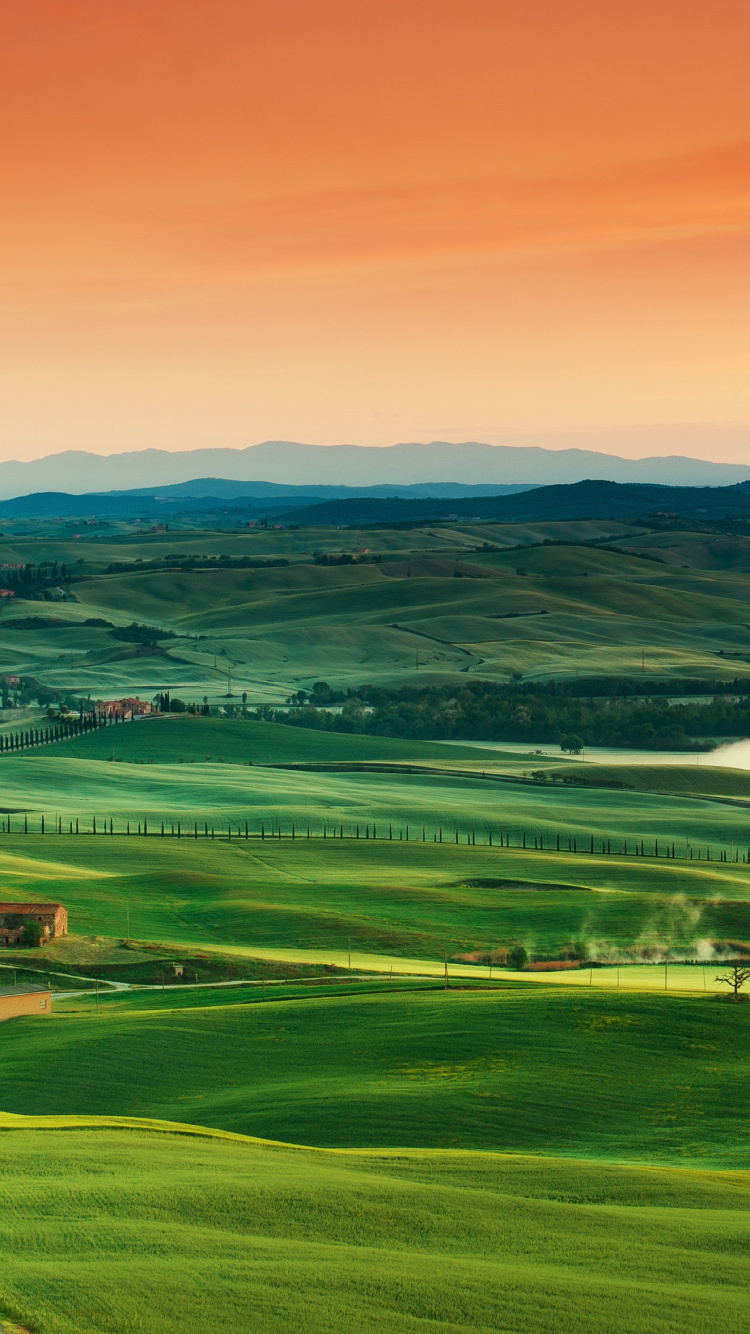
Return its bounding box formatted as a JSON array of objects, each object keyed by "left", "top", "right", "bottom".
[{"left": 2, "top": 0, "right": 750, "bottom": 464}]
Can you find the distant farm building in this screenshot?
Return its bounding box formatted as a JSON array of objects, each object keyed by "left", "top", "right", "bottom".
[
  {"left": 0, "top": 902, "right": 68, "bottom": 946},
  {"left": 122, "top": 697, "right": 153, "bottom": 716},
  {"left": 96, "top": 697, "right": 153, "bottom": 720},
  {"left": 0, "top": 984, "right": 52, "bottom": 1021}
]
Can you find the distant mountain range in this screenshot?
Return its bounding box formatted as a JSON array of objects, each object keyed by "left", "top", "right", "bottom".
[
  {"left": 3, "top": 478, "right": 750, "bottom": 526},
  {"left": 279, "top": 480, "right": 750, "bottom": 527},
  {"left": 0, "top": 480, "right": 533, "bottom": 520},
  {"left": 0, "top": 437, "right": 749, "bottom": 500}
]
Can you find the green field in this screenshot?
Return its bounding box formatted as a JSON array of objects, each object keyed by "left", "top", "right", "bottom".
[
  {"left": 4, "top": 517, "right": 750, "bottom": 1331},
  {"left": 3, "top": 984, "right": 749, "bottom": 1163},
  {"left": 3, "top": 836, "right": 750, "bottom": 964},
  {"left": 6, "top": 517, "right": 750, "bottom": 694},
  {"left": 1, "top": 1123, "right": 747, "bottom": 1334},
  {"left": 55, "top": 713, "right": 495, "bottom": 765}
]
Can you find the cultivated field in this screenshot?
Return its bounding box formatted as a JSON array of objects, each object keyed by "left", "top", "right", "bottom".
[
  {"left": 2, "top": 832, "right": 750, "bottom": 964},
  {"left": 3, "top": 983, "right": 749, "bottom": 1166},
  {"left": 3, "top": 517, "right": 750, "bottom": 1332},
  {"left": 2, "top": 1123, "right": 746, "bottom": 1334},
  {"left": 6, "top": 518, "right": 750, "bottom": 694}
]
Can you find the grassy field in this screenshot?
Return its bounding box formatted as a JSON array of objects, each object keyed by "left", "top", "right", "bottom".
[
  {"left": 0, "top": 1123, "right": 747, "bottom": 1334},
  {"left": 4, "top": 749, "right": 750, "bottom": 865},
  {"left": 5, "top": 519, "right": 750, "bottom": 1330},
  {"left": 54, "top": 714, "right": 495, "bottom": 764},
  {"left": 3, "top": 836, "right": 750, "bottom": 964},
  {"left": 6, "top": 518, "right": 750, "bottom": 694},
  {"left": 1, "top": 984, "right": 749, "bottom": 1165}
]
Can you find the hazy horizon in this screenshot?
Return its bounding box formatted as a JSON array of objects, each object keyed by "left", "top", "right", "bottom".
[
  {"left": 2, "top": 423, "right": 750, "bottom": 470},
  {"left": 3, "top": 3, "right": 750, "bottom": 466}
]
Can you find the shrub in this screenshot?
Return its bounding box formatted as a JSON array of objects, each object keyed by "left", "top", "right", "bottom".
[
  {"left": 21, "top": 919, "right": 44, "bottom": 947},
  {"left": 508, "top": 944, "right": 528, "bottom": 970}
]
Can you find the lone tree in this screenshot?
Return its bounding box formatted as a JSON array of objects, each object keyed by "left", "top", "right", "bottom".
[
  {"left": 560, "top": 735, "right": 583, "bottom": 755},
  {"left": 508, "top": 944, "right": 528, "bottom": 971},
  {"left": 715, "top": 962, "right": 750, "bottom": 998}
]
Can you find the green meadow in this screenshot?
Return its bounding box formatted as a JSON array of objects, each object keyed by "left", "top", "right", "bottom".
[
  {"left": 1, "top": 1124, "right": 747, "bottom": 1334},
  {"left": 3, "top": 835, "right": 750, "bottom": 963},
  {"left": 4, "top": 519, "right": 750, "bottom": 1332},
  {"left": 3, "top": 984, "right": 750, "bottom": 1164},
  {"left": 6, "top": 517, "right": 750, "bottom": 693}
]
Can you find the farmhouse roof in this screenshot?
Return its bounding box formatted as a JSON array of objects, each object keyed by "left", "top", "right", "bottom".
[
  {"left": 0, "top": 902, "right": 64, "bottom": 913},
  {"left": 0, "top": 984, "right": 52, "bottom": 999}
]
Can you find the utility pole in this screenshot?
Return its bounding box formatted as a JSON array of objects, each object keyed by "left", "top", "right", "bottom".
[
  {"left": 348, "top": 937, "right": 351, "bottom": 971},
  {"left": 126, "top": 909, "right": 130, "bottom": 944}
]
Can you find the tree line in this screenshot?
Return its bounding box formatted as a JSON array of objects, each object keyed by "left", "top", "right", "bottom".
[
  {"left": 262, "top": 680, "right": 750, "bottom": 750},
  {"left": 0, "top": 814, "right": 746, "bottom": 865}
]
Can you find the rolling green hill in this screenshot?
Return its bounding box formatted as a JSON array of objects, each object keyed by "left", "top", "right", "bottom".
[
  {"left": 4, "top": 835, "right": 750, "bottom": 963},
  {"left": 53, "top": 715, "right": 495, "bottom": 765},
  {"left": 5, "top": 519, "right": 750, "bottom": 694},
  {"left": 1, "top": 1123, "right": 746, "bottom": 1334},
  {"left": 3, "top": 986, "right": 750, "bottom": 1165},
  {"left": 3, "top": 516, "right": 750, "bottom": 1333}
]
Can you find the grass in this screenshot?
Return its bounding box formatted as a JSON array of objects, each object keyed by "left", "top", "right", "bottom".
[
  {"left": 7, "top": 519, "right": 750, "bottom": 693},
  {"left": 6, "top": 747, "right": 750, "bottom": 856},
  {"left": 2, "top": 985, "right": 750, "bottom": 1166},
  {"left": 3, "top": 835, "right": 750, "bottom": 963},
  {"left": 4, "top": 519, "right": 750, "bottom": 1331},
  {"left": 54, "top": 714, "right": 494, "bottom": 765},
  {"left": 0, "top": 1125, "right": 747, "bottom": 1334}
]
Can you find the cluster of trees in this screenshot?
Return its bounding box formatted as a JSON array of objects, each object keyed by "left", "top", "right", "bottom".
[
  {"left": 313, "top": 552, "right": 382, "bottom": 565},
  {"left": 105, "top": 555, "right": 289, "bottom": 573},
  {"left": 261, "top": 680, "right": 750, "bottom": 750},
  {"left": 111, "top": 622, "right": 175, "bottom": 646},
  {"left": 0, "top": 559, "right": 74, "bottom": 600},
  {"left": 153, "top": 691, "right": 209, "bottom": 715}
]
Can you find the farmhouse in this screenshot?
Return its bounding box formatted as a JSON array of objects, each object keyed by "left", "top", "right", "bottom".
[
  {"left": 0, "top": 983, "right": 52, "bottom": 1021},
  {"left": 121, "top": 697, "right": 152, "bottom": 716},
  {"left": 96, "top": 697, "right": 153, "bottom": 720},
  {"left": 0, "top": 902, "right": 68, "bottom": 946}
]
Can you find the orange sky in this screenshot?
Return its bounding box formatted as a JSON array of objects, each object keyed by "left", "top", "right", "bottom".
[{"left": 2, "top": 0, "right": 750, "bottom": 463}]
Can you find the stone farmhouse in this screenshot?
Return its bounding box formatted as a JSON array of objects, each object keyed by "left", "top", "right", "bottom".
[
  {"left": 0, "top": 902, "right": 68, "bottom": 946},
  {"left": 96, "top": 697, "right": 153, "bottom": 720}
]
